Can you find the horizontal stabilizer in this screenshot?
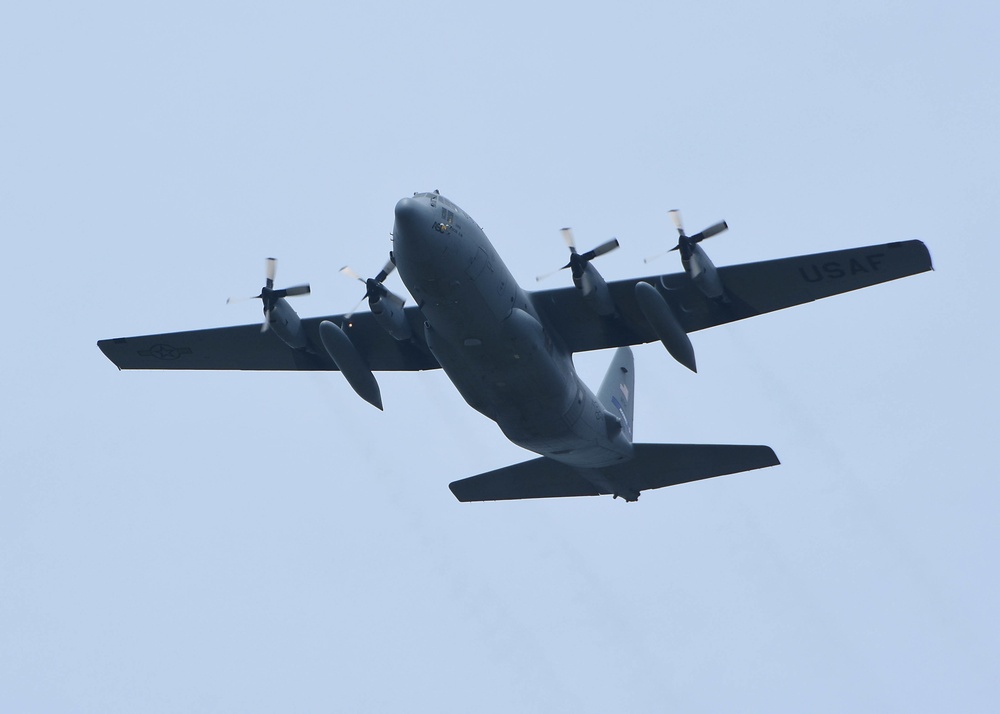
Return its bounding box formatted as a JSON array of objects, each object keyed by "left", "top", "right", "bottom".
[{"left": 449, "top": 443, "right": 779, "bottom": 502}]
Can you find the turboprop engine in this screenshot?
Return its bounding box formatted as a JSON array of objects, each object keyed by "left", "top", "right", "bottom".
[
  {"left": 341, "top": 253, "right": 412, "bottom": 341},
  {"left": 537, "top": 228, "right": 619, "bottom": 316},
  {"left": 646, "top": 209, "right": 729, "bottom": 301},
  {"left": 227, "top": 257, "right": 311, "bottom": 350}
]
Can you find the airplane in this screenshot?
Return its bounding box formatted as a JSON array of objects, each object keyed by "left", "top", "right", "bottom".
[{"left": 98, "top": 191, "right": 933, "bottom": 502}]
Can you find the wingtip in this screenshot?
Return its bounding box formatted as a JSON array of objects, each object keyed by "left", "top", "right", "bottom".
[{"left": 765, "top": 446, "right": 781, "bottom": 467}]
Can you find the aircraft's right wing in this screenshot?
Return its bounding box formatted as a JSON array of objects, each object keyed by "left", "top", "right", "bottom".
[{"left": 532, "top": 239, "right": 932, "bottom": 354}]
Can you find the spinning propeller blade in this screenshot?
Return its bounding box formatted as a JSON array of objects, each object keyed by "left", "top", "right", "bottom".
[
  {"left": 265, "top": 257, "right": 276, "bottom": 288},
  {"left": 278, "top": 284, "right": 311, "bottom": 298},
  {"left": 581, "top": 238, "right": 620, "bottom": 261},
  {"left": 561, "top": 227, "right": 577, "bottom": 250},
  {"left": 669, "top": 209, "right": 684, "bottom": 234},
  {"left": 340, "top": 266, "right": 364, "bottom": 283},
  {"left": 689, "top": 221, "right": 729, "bottom": 243}
]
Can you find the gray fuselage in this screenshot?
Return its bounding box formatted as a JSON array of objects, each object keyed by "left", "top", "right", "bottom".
[{"left": 391, "top": 193, "right": 632, "bottom": 469}]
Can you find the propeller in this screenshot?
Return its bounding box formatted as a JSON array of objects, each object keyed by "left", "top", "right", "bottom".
[
  {"left": 644, "top": 210, "right": 728, "bottom": 263},
  {"left": 536, "top": 228, "right": 620, "bottom": 292},
  {"left": 340, "top": 252, "right": 405, "bottom": 318},
  {"left": 227, "top": 257, "right": 311, "bottom": 333}
]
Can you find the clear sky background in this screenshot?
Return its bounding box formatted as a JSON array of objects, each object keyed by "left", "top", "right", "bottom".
[{"left": 2, "top": 1, "right": 998, "bottom": 711}]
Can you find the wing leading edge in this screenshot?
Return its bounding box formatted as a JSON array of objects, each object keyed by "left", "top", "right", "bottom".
[{"left": 532, "top": 239, "right": 932, "bottom": 354}]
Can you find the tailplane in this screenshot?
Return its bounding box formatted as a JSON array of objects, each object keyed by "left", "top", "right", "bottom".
[{"left": 449, "top": 443, "right": 779, "bottom": 502}]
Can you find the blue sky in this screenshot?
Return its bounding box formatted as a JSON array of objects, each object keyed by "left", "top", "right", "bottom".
[{"left": 2, "top": 1, "right": 998, "bottom": 711}]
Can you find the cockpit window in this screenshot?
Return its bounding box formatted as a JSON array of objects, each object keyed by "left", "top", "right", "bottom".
[{"left": 414, "top": 191, "right": 471, "bottom": 226}]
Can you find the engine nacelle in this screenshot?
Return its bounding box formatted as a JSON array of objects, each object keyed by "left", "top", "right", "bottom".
[
  {"left": 268, "top": 298, "right": 308, "bottom": 350},
  {"left": 684, "top": 244, "right": 725, "bottom": 301},
  {"left": 370, "top": 296, "right": 412, "bottom": 341},
  {"left": 579, "top": 263, "right": 615, "bottom": 317}
]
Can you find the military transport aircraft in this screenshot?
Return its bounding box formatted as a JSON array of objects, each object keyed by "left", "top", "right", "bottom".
[{"left": 98, "top": 191, "right": 932, "bottom": 502}]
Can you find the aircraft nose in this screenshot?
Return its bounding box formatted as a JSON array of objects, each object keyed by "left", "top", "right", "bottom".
[{"left": 394, "top": 197, "right": 427, "bottom": 234}]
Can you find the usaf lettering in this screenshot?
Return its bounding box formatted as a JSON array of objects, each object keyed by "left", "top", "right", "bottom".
[{"left": 799, "top": 253, "right": 885, "bottom": 282}]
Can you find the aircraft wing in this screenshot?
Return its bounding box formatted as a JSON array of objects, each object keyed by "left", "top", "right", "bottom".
[
  {"left": 531, "top": 239, "right": 932, "bottom": 353},
  {"left": 97, "top": 307, "right": 439, "bottom": 372}
]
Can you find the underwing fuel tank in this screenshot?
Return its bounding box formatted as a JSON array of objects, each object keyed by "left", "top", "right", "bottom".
[
  {"left": 318, "top": 320, "right": 383, "bottom": 410},
  {"left": 633, "top": 281, "right": 697, "bottom": 372}
]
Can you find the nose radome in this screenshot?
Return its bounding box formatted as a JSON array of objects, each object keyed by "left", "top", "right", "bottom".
[{"left": 394, "top": 197, "right": 426, "bottom": 232}]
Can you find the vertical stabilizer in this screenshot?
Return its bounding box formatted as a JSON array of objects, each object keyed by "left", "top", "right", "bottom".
[{"left": 597, "top": 347, "right": 635, "bottom": 443}]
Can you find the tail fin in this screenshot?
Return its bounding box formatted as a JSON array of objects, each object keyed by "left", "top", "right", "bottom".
[{"left": 597, "top": 347, "right": 635, "bottom": 443}]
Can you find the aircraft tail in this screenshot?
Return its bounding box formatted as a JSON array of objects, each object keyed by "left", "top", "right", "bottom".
[
  {"left": 449, "top": 443, "right": 779, "bottom": 502},
  {"left": 596, "top": 347, "right": 635, "bottom": 443}
]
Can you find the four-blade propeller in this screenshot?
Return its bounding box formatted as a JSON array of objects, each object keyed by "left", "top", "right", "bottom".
[
  {"left": 536, "top": 228, "right": 620, "bottom": 292},
  {"left": 227, "top": 257, "right": 311, "bottom": 333},
  {"left": 340, "top": 252, "right": 405, "bottom": 318},
  {"left": 645, "top": 209, "right": 728, "bottom": 263}
]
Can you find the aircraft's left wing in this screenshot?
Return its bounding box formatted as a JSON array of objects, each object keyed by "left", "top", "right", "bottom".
[
  {"left": 532, "top": 239, "right": 932, "bottom": 354},
  {"left": 98, "top": 307, "right": 439, "bottom": 372}
]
